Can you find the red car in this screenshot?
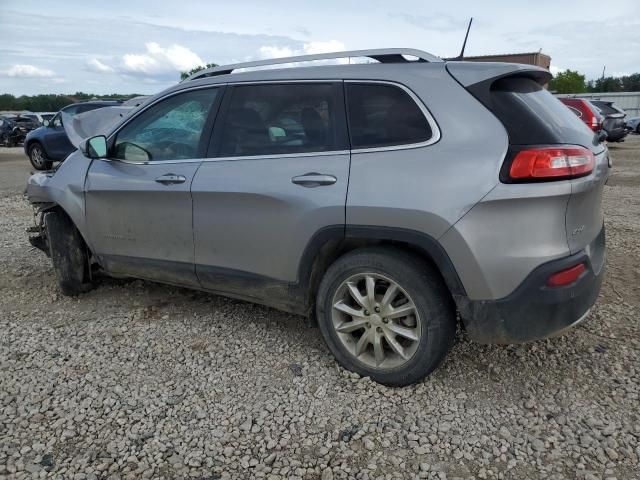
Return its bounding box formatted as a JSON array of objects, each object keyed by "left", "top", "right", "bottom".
[{"left": 559, "top": 98, "right": 604, "bottom": 132}]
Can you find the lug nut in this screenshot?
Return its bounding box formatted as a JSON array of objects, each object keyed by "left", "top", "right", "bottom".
[
  {"left": 382, "top": 318, "right": 389, "bottom": 324},
  {"left": 365, "top": 322, "right": 371, "bottom": 328},
  {"left": 364, "top": 310, "right": 370, "bottom": 316},
  {"left": 376, "top": 327, "right": 382, "bottom": 333},
  {"left": 374, "top": 306, "right": 381, "bottom": 313}
]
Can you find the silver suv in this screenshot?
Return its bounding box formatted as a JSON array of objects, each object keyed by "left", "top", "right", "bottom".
[{"left": 26, "top": 49, "right": 608, "bottom": 386}]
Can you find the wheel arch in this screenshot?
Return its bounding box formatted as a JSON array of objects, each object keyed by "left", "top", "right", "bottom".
[
  {"left": 298, "top": 225, "right": 468, "bottom": 322},
  {"left": 25, "top": 138, "right": 41, "bottom": 153},
  {"left": 36, "top": 202, "right": 93, "bottom": 255}
]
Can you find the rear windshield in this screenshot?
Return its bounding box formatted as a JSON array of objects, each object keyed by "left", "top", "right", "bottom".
[
  {"left": 478, "top": 76, "right": 596, "bottom": 148},
  {"left": 590, "top": 101, "right": 621, "bottom": 116}
]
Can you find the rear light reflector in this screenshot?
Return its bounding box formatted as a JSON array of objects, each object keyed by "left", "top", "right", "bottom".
[
  {"left": 547, "top": 263, "right": 586, "bottom": 287},
  {"left": 509, "top": 146, "right": 595, "bottom": 181}
]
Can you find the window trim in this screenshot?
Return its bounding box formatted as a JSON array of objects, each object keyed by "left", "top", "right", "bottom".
[
  {"left": 345, "top": 80, "right": 440, "bottom": 153},
  {"left": 106, "top": 84, "right": 225, "bottom": 165},
  {"left": 208, "top": 80, "right": 349, "bottom": 161}
]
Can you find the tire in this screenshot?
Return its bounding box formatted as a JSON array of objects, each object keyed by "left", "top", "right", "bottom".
[
  {"left": 316, "top": 247, "right": 456, "bottom": 386},
  {"left": 45, "top": 211, "right": 94, "bottom": 296},
  {"left": 636, "top": 125, "right": 640, "bottom": 134},
  {"left": 28, "top": 142, "right": 53, "bottom": 170}
]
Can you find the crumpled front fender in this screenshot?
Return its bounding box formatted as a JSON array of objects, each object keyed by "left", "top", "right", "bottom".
[{"left": 25, "top": 150, "right": 93, "bottom": 251}]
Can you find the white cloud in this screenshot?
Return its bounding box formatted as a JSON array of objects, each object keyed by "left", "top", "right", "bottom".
[
  {"left": 121, "top": 42, "right": 204, "bottom": 75},
  {"left": 86, "top": 58, "right": 114, "bottom": 73},
  {"left": 259, "top": 40, "right": 346, "bottom": 60},
  {"left": 549, "top": 65, "right": 566, "bottom": 76},
  {"left": 6, "top": 64, "right": 56, "bottom": 78}
]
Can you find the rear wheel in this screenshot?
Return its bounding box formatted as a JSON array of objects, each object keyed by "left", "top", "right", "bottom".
[
  {"left": 45, "top": 211, "right": 94, "bottom": 296},
  {"left": 29, "top": 143, "right": 53, "bottom": 170},
  {"left": 316, "top": 247, "right": 456, "bottom": 386}
]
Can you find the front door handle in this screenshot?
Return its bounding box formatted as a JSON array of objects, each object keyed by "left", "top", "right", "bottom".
[
  {"left": 155, "top": 173, "right": 186, "bottom": 185},
  {"left": 291, "top": 172, "right": 337, "bottom": 188}
]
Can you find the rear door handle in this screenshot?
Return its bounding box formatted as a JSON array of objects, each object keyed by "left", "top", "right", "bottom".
[
  {"left": 291, "top": 172, "right": 337, "bottom": 188},
  {"left": 155, "top": 173, "right": 186, "bottom": 185}
]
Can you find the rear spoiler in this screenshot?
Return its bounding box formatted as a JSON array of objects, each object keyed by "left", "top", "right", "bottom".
[{"left": 445, "top": 61, "right": 552, "bottom": 87}]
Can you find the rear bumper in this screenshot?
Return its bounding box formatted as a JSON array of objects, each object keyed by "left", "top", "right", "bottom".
[
  {"left": 459, "top": 225, "right": 605, "bottom": 344},
  {"left": 606, "top": 128, "right": 627, "bottom": 142}
]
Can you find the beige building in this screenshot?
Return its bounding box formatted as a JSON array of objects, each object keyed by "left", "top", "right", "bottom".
[{"left": 463, "top": 52, "right": 551, "bottom": 70}]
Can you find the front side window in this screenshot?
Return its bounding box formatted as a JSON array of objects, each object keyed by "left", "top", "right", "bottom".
[
  {"left": 114, "top": 88, "right": 217, "bottom": 162},
  {"left": 218, "top": 83, "right": 338, "bottom": 157},
  {"left": 346, "top": 83, "right": 432, "bottom": 149}
]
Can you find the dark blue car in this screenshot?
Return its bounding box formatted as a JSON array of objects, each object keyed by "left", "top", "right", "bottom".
[{"left": 24, "top": 101, "right": 121, "bottom": 170}]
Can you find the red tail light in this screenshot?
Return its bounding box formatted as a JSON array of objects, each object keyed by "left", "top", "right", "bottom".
[
  {"left": 547, "top": 263, "right": 586, "bottom": 287},
  {"left": 509, "top": 146, "right": 595, "bottom": 181}
]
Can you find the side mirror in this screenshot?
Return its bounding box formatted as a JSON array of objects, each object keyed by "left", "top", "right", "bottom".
[
  {"left": 43, "top": 119, "right": 50, "bottom": 127},
  {"left": 117, "top": 142, "right": 151, "bottom": 162},
  {"left": 84, "top": 135, "right": 108, "bottom": 159}
]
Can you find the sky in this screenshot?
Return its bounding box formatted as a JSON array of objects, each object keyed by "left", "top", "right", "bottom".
[{"left": 1, "top": 0, "right": 639, "bottom": 96}]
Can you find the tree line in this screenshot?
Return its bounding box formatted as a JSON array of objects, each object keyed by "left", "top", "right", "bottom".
[
  {"left": 549, "top": 71, "right": 640, "bottom": 94},
  {"left": 0, "top": 92, "right": 140, "bottom": 113}
]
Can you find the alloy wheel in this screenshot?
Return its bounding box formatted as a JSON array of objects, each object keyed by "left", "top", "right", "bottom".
[
  {"left": 30, "top": 145, "right": 45, "bottom": 168},
  {"left": 331, "top": 272, "right": 422, "bottom": 370}
]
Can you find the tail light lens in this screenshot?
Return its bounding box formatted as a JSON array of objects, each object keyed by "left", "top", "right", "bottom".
[
  {"left": 547, "top": 263, "right": 586, "bottom": 287},
  {"left": 508, "top": 146, "right": 595, "bottom": 181}
]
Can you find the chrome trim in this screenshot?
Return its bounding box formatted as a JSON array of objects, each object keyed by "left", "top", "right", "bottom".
[
  {"left": 345, "top": 80, "right": 441, "bottom": 153},
  {"left": 107, "top": 79, "right": 441, "bottom": 164},
  {"left": 110, "top": 150, "right": 350, "bottom": 166},
  {"left": 111, "top": 158, "right": 203, "bottom": 166},
  {"left": 203, "top": 150, "right": 350, "bottom": 163}
]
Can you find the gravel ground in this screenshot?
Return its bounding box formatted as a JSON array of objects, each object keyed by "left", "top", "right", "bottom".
[{"left": 1, "top": 138, "right": 639, "bottom": 480}]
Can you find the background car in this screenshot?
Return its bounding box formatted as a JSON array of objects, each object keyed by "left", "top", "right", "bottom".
[
  {"left": 589, "top": 100, "right": 627, "bottom": 142},
  {"left": 625, "top": 116, "right": 640, "bottom": 134},
  {"left": 558, "top": 98, "right": 604, "bottom": 132},
  {"left": 21, "top": 112, "right": 57, "bottom": 126},
  {"left": 0, "top": 115, "right": 39, "bottom": 146},
  {"left": 24, "top": 100, "right": 122, "bottom": 170}
]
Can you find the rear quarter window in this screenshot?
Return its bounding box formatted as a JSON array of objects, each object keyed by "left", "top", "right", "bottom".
[
  {"left": 476, "top": 76, "right": 596, "bottom": 147},
  {"left": 346, "top": 83, "right": 433, "bottom": 149}
]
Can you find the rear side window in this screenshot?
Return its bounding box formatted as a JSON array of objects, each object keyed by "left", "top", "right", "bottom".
[
  {"left": 218, "top": 83, "right": 341, "bottom": 157},
  {"left": 477, "top": 77, "right": 595, "bottom": 146},
  {"left": 346, "top": 83, "right": 432, "bottom": 149}
]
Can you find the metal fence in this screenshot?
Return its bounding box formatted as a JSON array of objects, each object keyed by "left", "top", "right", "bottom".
[{"left": 556, "top": 92, "right": 640, "bottom": 116}]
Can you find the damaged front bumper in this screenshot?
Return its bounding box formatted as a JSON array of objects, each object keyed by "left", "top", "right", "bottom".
[
  {"left": 26, "top": 202, "right": 55, "bottom": 256},
  {"left": 25, "top": 171, "right": 57, "bottom": 256}
]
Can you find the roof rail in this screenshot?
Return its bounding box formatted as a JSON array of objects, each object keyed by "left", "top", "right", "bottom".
[{"left": 184, "top": 48, "right": 442, "bottom": 81}]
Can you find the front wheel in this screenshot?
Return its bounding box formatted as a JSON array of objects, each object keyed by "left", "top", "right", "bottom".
[
  {"left": 45, "top": 211, "right": 94, "bottom": 296},
  {"left": 316, "top": 247, "right": 456, "bottom": 386},
  {"left": 28, "top": 143, "right": 53, "bottom": 170}
]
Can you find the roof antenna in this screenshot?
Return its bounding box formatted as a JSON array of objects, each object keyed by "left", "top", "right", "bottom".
[{"left": 455, "top": 17, "right": 473, "bottom": 61}]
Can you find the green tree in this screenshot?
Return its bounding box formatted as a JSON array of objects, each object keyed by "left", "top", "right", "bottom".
[
  {"left": 621, "top": 74, "right": 640, "bottom": 92},
  {"left": 0, "top": 93, "right": 141, "bottom": 111},
  {"left": 588, "top": 76, "right": 623, "bottom": 93},
  {"left": 549, "top": 69, "right": 587, "bottom": 94},
  {"left": 180, "top": 63, "right": 218, "bottom": 81}
]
